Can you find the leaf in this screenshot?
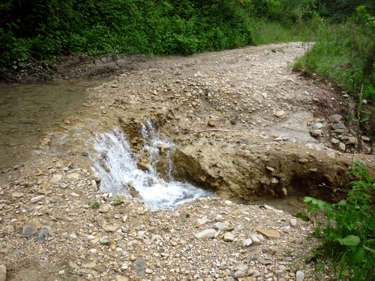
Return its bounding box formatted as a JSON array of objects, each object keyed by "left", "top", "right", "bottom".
[
  {"left": 363, "top": 245, "right": 375, "bottom": 255},
  {"left": 296, "top": 212, "right": 309, "bottom": 222},
  {"left": 348, "top": 247, "right": 364, "bottom": 266},
  {"left": 336, "top": 235, "right": 361, "bottom": 246}
]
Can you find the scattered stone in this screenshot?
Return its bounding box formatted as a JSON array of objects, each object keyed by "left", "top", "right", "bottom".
[
  {"left": 82, "top": 259, "right": 97, "bottom": 268},
  {"left": 13, "top": 164, "right": 21, "bottom": 170},
  {"left": 331, "top": 123, "right": 345, "bottom": 130},
  {"left": 28, "top": 218, "right": 41, "bottom": 229},
  {"left": 36, "top": 226, "right": 50, "bottom": 243},
  {"left": 134, "top": 258, "right": 146, "bottom": 276},
  {"left": 137, "top": 161, "right": 149, "bottom": 171},
  {"left": 50, "top": 174, "right": 62, "bottom": 182},
  {"left": 0, "top": 264, "right": 6, "bottom": 281},
  {"left": 224, "top": 232, "right": 234, "bottom": 242},
  {"left": 290, "top": 218, "right": 297, "bottom": 227},
  {"left": 331, "top": 138, "right": 340, "bottom": 144},
  {"left": 12, "top": 192, "right": 24, "bottom": 198},
  {"left": 249, "top": 234, "right": 261, "bottom": 245},
  {"left": 348, "top": 136, "right": 357, "bottom": 144},
  {"left": 194, "top": 229, "right": 216, "bottom": 239},
  {"left": 195, "top": 216, "right": 209, "bottom": 227},
  {"left": 30, "top": 195, "right": 44, "bottom": 203},
  {"left": 362, "top": 136, "right": 370, "bottom": 142},
  {"left": 116, "top": 275, "right": 129, "bottom": 281},
  {"left": 98, "top": 204, "right": 110, "bottom": 213},
  {"left": 329, "top": 114, "right": 342, "bottom": 123},
  {"left": 256, "top": 228, "right": 280, "bottom": 239},
  {"left": 213, "top": 222, "right": 229, "bottom": 231},
  {"left": 22, "top": 226, "right": 38, "bottom": 238},
  {"left": 100, "top": 236, "right": 110, "bottom": 245},
  {"left": 339, "top": 142, "right": 346, "bottom": 151},
  {"left": 274, "top": 110, "right": 285, "bottom": 118},
  {"left": 296, "top": 270, "right": 305, "bottom": 281},
  {"left": 207, "top": 118, "right": 217, "bottom": 127},
  {"left": 242, "top": 238, "right": 253, "bottom": 247},
  {"left": 60, "top": 183, "right": 68, "bottom": 189},
  {"left": 311, "top": 129, "right": 321, "bottom": 137}
]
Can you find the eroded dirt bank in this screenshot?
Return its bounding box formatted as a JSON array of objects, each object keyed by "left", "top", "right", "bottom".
[{"left": 1, "top": 42, "right": 375, "bottom": 281}]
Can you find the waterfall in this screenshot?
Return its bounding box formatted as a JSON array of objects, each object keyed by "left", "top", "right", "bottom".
[{"left": 91, "top": 123, "right": 214, "bottom": 209}]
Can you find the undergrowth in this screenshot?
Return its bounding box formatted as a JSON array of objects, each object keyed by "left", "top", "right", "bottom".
[{"left": 305, "top": 160, "right": 375, "bottom": 280}]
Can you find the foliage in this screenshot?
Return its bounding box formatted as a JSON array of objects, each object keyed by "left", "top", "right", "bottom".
[
  {"left": 113, "top": 195, "right": 121, "bottom": 206},
  {"left": 91, "top": 201, "right": 101, "bottom": 209},
  {"left": 0, "top": 0, "right": 257, "bottom": 79},
  {"left": 304, "top": 160, "right": 375, "bottom": 280}
]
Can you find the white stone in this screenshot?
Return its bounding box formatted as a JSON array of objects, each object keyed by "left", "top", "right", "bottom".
[
  {"left": 194, "top": 229, "right": 216, "bottom": 239},
  {"left": 242, "top": 238, "right": 253, "bottom": 247},
  {"left": 290, "top": 218, "right": 297, "bottom": 227},
  {"left": 224, "top": 232, "right": 234, "bottom": 242},
  {"left": 296, "top": 270, "right": 305, "bottom": 281}
]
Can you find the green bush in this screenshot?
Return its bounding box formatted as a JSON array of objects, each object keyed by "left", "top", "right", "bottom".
[{"left": 305, "top": 160, "right": 375, "bottom": 280}]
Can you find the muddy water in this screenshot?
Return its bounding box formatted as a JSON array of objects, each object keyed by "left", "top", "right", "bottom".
[
  {"left": 0, "top": 80, "right": 307, "bottom": 213},
  {"left": 0, "top": 80, "right": 104, "bottom": 170}
]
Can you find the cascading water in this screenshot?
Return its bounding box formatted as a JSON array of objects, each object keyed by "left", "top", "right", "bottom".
[{"left": 91, "top": 122, "right": 214, "bottom": 209}]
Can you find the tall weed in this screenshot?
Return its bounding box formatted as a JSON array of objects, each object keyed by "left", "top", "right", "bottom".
[{"left": 305, "top": 160, "right": 375, "bottom": 280}]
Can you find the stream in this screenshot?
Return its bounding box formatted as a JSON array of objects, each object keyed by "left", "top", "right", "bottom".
[{"left": 0, "top": 80, "right": 306, "bottom": 213}]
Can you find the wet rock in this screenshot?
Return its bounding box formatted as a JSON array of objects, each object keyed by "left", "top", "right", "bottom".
[
  {"left": 137, "top": 161, "right": 149, "bottom": 171},
  {"left": 0, "top": 264, "right": 6, "bottom": 281},
  {"left": 256, "top": 228, "right": 280, "bottom": 239},
  {"left": 194, "top": 229, "right": 216, "bottom": 239}
]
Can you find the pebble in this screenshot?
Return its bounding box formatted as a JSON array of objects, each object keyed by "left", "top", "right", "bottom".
[
  {"left": 98, "top": 204, "right": 110, "bottom": 213},
  {"left": 194, "top": 229, "right": 216, "bottom": 239},
  {"left": 296, "top": 270, "right": 305, "bottom": 281},
  {"left": 242, "top": 238, "right": 253, "bottom": 247},
  {"left": 224, "top": 232, "right": 234, "bottom": 242},
  {"left": 256, "top": 228, "right": 280, "bottom": 239},
  {"left": 0, "top": 264, "right": 6, "bottom": 281},
  {"left": 22, "top": 226, "right": 38, "bottom": 238},
  {"left": 290, "top": 218, "right": 297, "bottom": 227}
]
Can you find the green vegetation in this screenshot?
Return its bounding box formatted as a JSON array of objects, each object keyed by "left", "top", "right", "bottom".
[
  {"left": 113, "top": 195, "right": 121, "bottom": 205},
  {"left": 305, "top": 161, "right": 375, "bottom": 280},
  {"left": 91, "top": 201, "right": 101, "bottom": 209}
]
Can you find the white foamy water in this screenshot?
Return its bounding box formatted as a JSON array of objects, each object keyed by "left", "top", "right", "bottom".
[{"left": 91, "top": 124, "right": 214, "bottom": 209}]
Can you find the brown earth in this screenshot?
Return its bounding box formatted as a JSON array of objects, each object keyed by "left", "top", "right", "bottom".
[{"left": 1, "top": 42, "right": 374, "bottom": 281}]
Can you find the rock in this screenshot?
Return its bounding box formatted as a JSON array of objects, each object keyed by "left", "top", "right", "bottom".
[
  {"left": 331, "top": 123, "right": 345, "bottom": 130},
  {"left": 362, "top": 136, "right": 370, "bottom": 142},
  {"left": 331, "top": 138, "right": 340, "bottom": 144},
  {"left": 195, "top": 216, "right": 209, "bottom": 227},
  {"left": 242, "top": 238, "right": 253, "bottom": 247},
  {"left": 82, "top": 259, "right": 97, "bottom": 268},
  {"left": 12, "top": 192, "right": 24, "bottom": 198},
  {"left": 274, "top": 110, "right": 285, "bottom": 118},
  {"left": 224, "top": 232, "right": 234, "bottom": 242},
  {"left": 311, "top": 129, "right": 321, "bottom": 137},
  {"left": 213, "top": 222, "right": 229, "bottom": 231},
  {"left": 234, "top": 270, "right": 246, "bottom": 278},
  {"left": 249, "top": 234, "right": 261, "bottom": 245},
  {"left": 30, "top": 195, "right": 44, "bottom": 203},
  {"left": 348, "top": 136, "right": 357, "bottom": 144},
  {"left": 134, "top": 258, "right": 146, "bottom": 276},
  {"left": 22, "top": 226, "right": 38, "bottom": 238},
  {"left": 137, "top": 161, "right": 149, "bottom": 171},
  {"left": 256, "top": 228, "right": 280, "bottom": 239},
  {"left": 36, "top": 226, "right": 50, "bottom": 243},
  {"left": 207, "top": 118, "right": 217, "bottom": 127},
  {"left": 290, "top": 218, "right": 297, "bottom": 227},
  {"left": 296, "top": 270, "right": 305, "bottom": 281},
  {"left": 50, "top": 174, "right": 62, "bottom": 182},
  {"left": 14, "top": 164, "right": 21, "bottom": 170},
  {"left": 0, "top": 264, "right": 6, "bottom": 281},
  {"left": 102, "top": 223, "right": 117, "bottom": 232},
  {"left": 116, "top": 275, "right": 129, "bottom": 281},
  {"left": 67, "top": 172, "right": 80, "bottom": 179},
  {"left": 28, "top": 219, "right": 41, "bottom": 229},
  {"left": 100, "top": 236, "right": 111, "bottom": 245},
  {"left": 315, "top": 123, "right": 323, "bottom": 129},
  {"left": 329, "top": 114, "right": 342, "bottom": 123},
  {"left": 60, "top": 183, "right": 68, "bottom": 189},
  {"left": 194, "top": 229, "right": 216, "bottom": 239},
  {"left": 339, "top": 142, "right": 346, "bottom": 151},
  {"left": 98, "top": 204, "right": 110, "bottom": 213}
]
